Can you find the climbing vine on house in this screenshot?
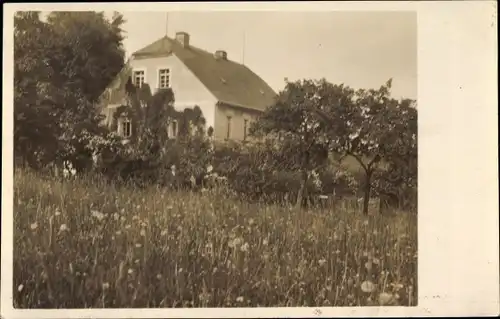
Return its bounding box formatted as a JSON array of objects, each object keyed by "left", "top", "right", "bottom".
[{"left": 103, "top": 79, "right": 212, "bottom": 187}]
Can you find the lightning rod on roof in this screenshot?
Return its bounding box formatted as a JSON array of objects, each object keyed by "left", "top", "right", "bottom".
[
  {"left": 166, "top": 12, "right": 169, "bottom": 37},
  {"left": 242, "top": 30, "right": 246, "bottom": 65}
]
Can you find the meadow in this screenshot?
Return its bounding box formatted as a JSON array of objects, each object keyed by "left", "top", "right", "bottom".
[{"left": 13, "top": 168, "right": 417, "bottom": 308}]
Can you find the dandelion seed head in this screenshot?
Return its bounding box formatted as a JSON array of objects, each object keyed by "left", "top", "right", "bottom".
[
  {"left": 378, "top": 292, "right": 395, "bottom": 305},
  {"left": 361, "top": 280, "right": 376, "bottom": 293}
]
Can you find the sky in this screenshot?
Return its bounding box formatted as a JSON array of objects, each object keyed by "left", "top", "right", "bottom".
[{"left": 120, "top": 11, "right": 417, "bottom": 100}]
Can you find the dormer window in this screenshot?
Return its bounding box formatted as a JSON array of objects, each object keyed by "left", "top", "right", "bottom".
[{"left": 133, "top": 70, "right": 145, "bottom": 88}]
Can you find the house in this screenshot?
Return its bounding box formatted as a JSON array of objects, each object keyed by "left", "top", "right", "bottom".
[{"left": 98, "top": 31, "right": 277, "bottom": 141}]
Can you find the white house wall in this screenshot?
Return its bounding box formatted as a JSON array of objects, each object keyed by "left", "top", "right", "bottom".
[{"left": 129, "top": 54, "right": 217, "bottom": 130}]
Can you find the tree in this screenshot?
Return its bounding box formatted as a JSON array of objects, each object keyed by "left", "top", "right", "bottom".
[
  {"left": 251, "top": 79, "right": 353, "bottom": 209},
  {"left": 330, "top": 80, "right": 418, "bottom": 215},
  {"left": 14, "top": 11, "right": 126, "bottom": 170}
]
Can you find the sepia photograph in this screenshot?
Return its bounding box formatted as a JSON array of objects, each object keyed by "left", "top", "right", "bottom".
[{"left": 2, "top": 1, "right": 498, "bottom": 318}]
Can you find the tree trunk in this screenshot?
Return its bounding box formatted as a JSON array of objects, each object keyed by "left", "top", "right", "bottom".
[
  {"left": 295, "top": 169, "right": 309, "bottom": 210},
  {"left": 362, "top": 171, "right": 373, "bottom": 215}
]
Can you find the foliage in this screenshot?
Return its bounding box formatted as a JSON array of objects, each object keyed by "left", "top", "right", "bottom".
[
  {"left": 14, "top": 11, "right": 126, "bottom": 170},
  {"left": 252, "top": 78, "right": 417, "bottom": 214},
  {"left": 100, "top": 83, "right": 212, "bottom": 188},
  {"left": 13, "top": 168, "right": 418, "bottom": 308},
  {"left": 251, "top": 79, "right": 349, "bottom": 208}
]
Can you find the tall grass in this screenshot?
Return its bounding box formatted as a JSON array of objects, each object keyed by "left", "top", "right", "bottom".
[{"left": 13, "top": 168, "right": 417, "bottom": 308}]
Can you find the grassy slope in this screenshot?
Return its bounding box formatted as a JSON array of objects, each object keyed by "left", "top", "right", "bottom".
[{"left": 13, "top": 168, "right": 417, "bottom": 308}]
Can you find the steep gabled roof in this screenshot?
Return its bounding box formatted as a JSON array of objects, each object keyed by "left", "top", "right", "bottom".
[
  {"left": 98, "top": 61, "right": 133, "bottom": 107},
  {"left": 132, "top": 35, "right": 277, "bottom": 111}
]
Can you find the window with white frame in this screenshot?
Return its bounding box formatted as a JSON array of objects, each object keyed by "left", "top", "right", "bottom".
[
  {"left": 158, "top": 68, "right": 171, "bottom": 89},
  {"left": 122, "top": 118, "right": 132, "bottom": 138},
  {"left": 133, "top": 70, "right": 145, "bottom": 88}
]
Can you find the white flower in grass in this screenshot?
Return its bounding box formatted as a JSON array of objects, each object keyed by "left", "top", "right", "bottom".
[
  {"left": 17, "top": 284, "right": 24, "bottom": 292},
  {"left": 240, "top": 242, "right": 249, "bottom": 252},
  {"left": 91, "top": 210, "right": 105, "bottom": 221},
  {"left": 30, "top": 222, "right": 38, "bottom": 230},
  {"left": 128, "top": 268, "right": 134, "bottom": 275},
  {"left": 59, "top": 224, "right": 69, "bottom": 232},
  {"left": 361, "top": 280, "right": 376, "bottom": 293},
  {"left": 140, "top": 229, "right": 146, "bottom": 237},
  {"left": 55, "top": 208, "right": 61, "bottom": 217},
  {"left": 236, "top": 296, "right": 244, "bottom": 303},
  {"left": 102, "top": 282, "right": 110, "bottom": 290}
]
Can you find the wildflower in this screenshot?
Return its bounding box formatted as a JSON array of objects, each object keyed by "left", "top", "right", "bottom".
[
  {"left": 30, "top": 222, "right": 38, "bottom": 230},
  {"left": 134, "top": 259, "right": 140, "bottom": 264},
  {"left": 102, "top": 282, "right": 110, "bottom": 290},
  {"left": 156, "top": 274, "right": 162, "bottom": 280},
  {"left": 113, "top": 213, "right": 119, "bottom": 221},
  {"left": 91, "top": 210, "right": 105, "bottom": 221},
  {"left": 262, "top": 238, "right": 269, "bottom": 246},
  {"left": 59, "top": 224, "right": 69, "bottom": 232},
  {"left": 132, "top": 215, "right": 139, "bottom": 221},
  {"left": 318, "top": 259, "right": 327, "bottom": 267},
  {"left": 240, "top": 242, "right": 249, "bottom": 252},
  {"left": 228, "top": 237, "right": 243, "bottom": 249},
  {"left": 166, "top": 205, "right": 173, "bottom": 210},
  {"left": 140, "top": 229, "right": 146, "bottom": 237},
  {"left": 128, "top": 268, "right": 134, "bottom": 275},
  {"left": 390, "top": 283, "right": 404, "bottom": 291},
  {"left": 363, "top": 220, "right": 369, "bottom": 226},
  {"left": 115, "top": 230, "right": 122, "bottom": 235},
  {"left": 206, "top": 165, "right": 213, "bottom": 173},
  {"left": 361, "top": 280, "right": 376, "bottom": 293},
  {"left": 248, "top": 218, "right": 255, "bottom": 226},
  {"left": 125, "top": 224, "right": 131, "bottom": 229},
  {"left": 55, "top": 209, "right": 61, "bottom": 217},
  {"left": 372, "top": 258, "right": 380, "bottom": 265},
  {"left": 17, "top": 284, "right": 24, "bottom": 292},
  {"left": 135, "top": 243, "right": 142, "bottom": 248},
  {"left": 161, "top": 230, "right": 168, "bottom": 236},
  {"left": 236, "top": 296, "right": 244, "bottom": 303}
]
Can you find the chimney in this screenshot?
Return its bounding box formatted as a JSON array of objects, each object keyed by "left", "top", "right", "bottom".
[
  {"left": 175, "top": 31, "right": 190, "bottom": 48},
  {"left": 214, "top": 50, "right": 228, "bottom": 61}
]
